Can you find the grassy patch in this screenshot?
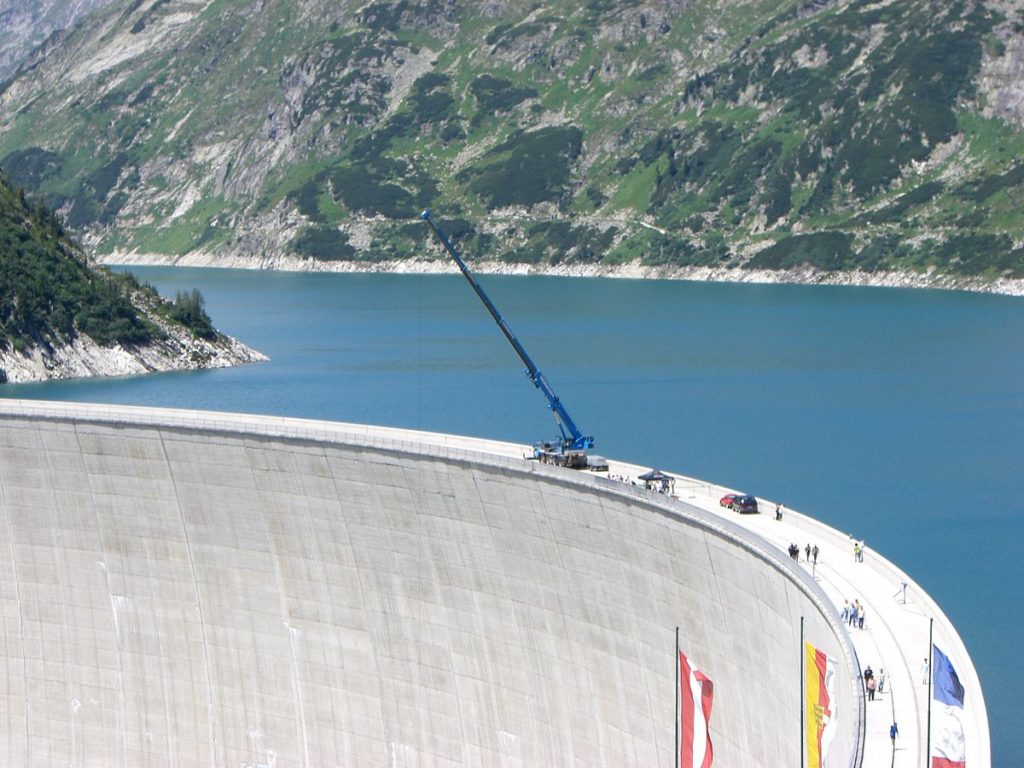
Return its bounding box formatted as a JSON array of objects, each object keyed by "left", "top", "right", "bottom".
[{"left": 130, "top": 194, "right": 230, "bottom": 254}]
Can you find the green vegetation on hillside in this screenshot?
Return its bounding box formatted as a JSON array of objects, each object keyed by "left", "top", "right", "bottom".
[
  {"left": 0, "top": 0, "right": 1021, "bottom": 284},
  {"left": 459, "top": 126, "right": 584, "bottom": 209},
  {"left": 0, "top": 172, "right": 216, "bottom": 358},
  {"left": 0, "top": 171, "right": 156, "bottom": 351}
]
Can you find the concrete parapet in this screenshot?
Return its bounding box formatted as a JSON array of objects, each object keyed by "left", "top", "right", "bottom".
[{"left": 0, "top": 400, "right": 863, "bottom": 766}]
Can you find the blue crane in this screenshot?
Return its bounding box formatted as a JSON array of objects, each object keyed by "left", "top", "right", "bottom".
[{"left": 421, "top": 210, "right": 595, "bottom": 457}]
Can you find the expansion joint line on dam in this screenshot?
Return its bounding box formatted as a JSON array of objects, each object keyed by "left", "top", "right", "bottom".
[
  {"left": 45, "top": 428, "right": 85, "bottom": 764},
  {"left": 159, "top": 429, "right": 220, "bottom": 763},
  {"left": 0, "top": 459, "right": 31, "bottom": 753},
  {"left": 73, "top": 421, "right": 130, "bottom": 765},
  {"left": 328, "top": 440, "right": 392, "bottom": 761}
]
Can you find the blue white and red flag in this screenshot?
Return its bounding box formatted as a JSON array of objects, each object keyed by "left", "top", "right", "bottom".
[{"left": 931, "top": 644, "right": 966, "bottom": 768}]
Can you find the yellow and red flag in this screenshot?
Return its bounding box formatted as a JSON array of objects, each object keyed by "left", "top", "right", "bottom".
[{"left": 805, "top": 641, "right": 838, "bottom": 768}]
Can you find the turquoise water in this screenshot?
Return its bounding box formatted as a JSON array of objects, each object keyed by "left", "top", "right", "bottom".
[{"left": 4, "top": 267, "right": 1022, "bottom": 765}]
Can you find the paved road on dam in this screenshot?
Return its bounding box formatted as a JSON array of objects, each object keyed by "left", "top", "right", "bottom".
[{"left": 605, "top": 459, "right": 990, "bottom": 768}]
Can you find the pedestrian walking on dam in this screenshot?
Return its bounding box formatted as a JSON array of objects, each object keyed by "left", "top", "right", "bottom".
[
  {"left": 805, "top": 543, "right": 811, "bottom": 561},
  {"left": 878, "top": 669, "right": 886, "bottom": 693},
  {"left": 775, "top": 502, "right": 783, "bottom": 520},
  {"left": 858, "top": 607, "right": 866, "bottom": 629},
  {"left": 890, "top": 722, "right": 899, "bottom": 746},
  {"left": 867, "top": 675, "right": 877, "bottom": 700},
  {"left": 921, "top": 658, "right": 930, "bottom": 685},
  {"left": 812, "top": 544, "right": 819, "bottom": 564}
]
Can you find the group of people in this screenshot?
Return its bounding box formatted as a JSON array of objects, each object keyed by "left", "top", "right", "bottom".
[
  {"left": 842, "top": 599, "right": 866, "bottom": 629},
  {"left": 862, "top": 665, "right": 886, "bottom": 701},
  {"left": 770, "top": 510, "right": 901, "bottom": 751},
  {"left": 786, "top": 542, "right": 819, "bottom": 564},
  {"left": 770, "top": 508, "right": 903, "bottom": 753}
]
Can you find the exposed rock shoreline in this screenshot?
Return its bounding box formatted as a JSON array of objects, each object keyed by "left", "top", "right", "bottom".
[
  {"left": 102, "top": 251, "right": 1024, "bottom": 298},
  {"left": 0, "top": 318, "right": 267, "bottom": 385}
]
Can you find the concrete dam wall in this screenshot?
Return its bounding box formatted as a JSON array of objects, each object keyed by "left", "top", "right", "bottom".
[{"left": 0, "top": 401, "right": 861, "bottom": 767}]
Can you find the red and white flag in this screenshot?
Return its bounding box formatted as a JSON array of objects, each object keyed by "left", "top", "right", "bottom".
[{"left": 679, "top": 648, "right": 714, "bottom": 768}]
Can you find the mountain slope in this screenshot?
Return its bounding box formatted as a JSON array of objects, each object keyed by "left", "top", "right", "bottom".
[
  {"left": 0, "top": 0, "right": 1022, "bottom": 290},
  {"left": 0, "top": 0, "right": 117, "bottom": 79},
  {"left": 0, "top": 169, "right": 265, "bottom": 383}
]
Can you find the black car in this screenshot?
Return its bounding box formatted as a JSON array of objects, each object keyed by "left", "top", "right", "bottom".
[{"left": 731, "top": 495, "right": 759, "bottom": 514}]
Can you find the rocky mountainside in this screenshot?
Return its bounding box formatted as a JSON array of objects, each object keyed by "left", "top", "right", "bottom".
[
  {"left": 0, "top": 0, "right": 1022, "bottom": 292},
  {"left": 0, "top": 0, "right": 117, "bottom": 79},
  {"left": 0, "top": 170, "right": 265, "bottom": 383}
]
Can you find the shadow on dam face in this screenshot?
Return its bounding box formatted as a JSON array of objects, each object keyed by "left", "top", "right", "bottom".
[{"left": 0, "top": 402, "right": 862, "bottom": 766}]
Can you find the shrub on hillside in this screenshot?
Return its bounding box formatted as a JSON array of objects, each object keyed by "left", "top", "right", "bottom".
[
  {"left": 470, "top": 75, "right": 537, "bottom": 117},
  {"left": 460, "top": 126, "right": 583, "bottom": 209},
  {"left": 746, "top": 232, "right": 855, "bottom": 270},
  {"left": 163, "top": 289, "right": 215, "bottom": 340},
  {"left": 329, "top": 166, "right": 416, "bottom": 218},
  {"left": 292, "top": 226, "right": 357, "bottom": 261},
  {"left": 926, "top": 234, "right": 1024, "bottom": 277}
]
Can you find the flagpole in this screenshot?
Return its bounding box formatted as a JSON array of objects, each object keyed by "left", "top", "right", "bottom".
[
  {"left": 675, "top": 626, "right": 680, "bottom": 768},
  {"left": 800, "top": 616, "right": 805, "bottom": 768},
  {"left": 925, "top": 618, "right": 933, "bottom": 768}
]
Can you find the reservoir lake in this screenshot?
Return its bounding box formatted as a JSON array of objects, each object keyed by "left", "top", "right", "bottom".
[{"left": 3, "top": 267, "right": 1022, "bottom": 765}]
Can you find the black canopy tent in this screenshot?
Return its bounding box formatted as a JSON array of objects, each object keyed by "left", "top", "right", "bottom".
[{"left": 638, "top": 469, "right": 674, "bottom": 494}]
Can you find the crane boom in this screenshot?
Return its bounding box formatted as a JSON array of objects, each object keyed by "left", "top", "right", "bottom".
[{"left": 421, "top": 210, "right": 594, "bottom": 452}]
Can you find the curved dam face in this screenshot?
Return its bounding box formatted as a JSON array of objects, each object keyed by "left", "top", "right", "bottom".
[{"left": 0, "top": 402, "right": 861, "bottom": 766}]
